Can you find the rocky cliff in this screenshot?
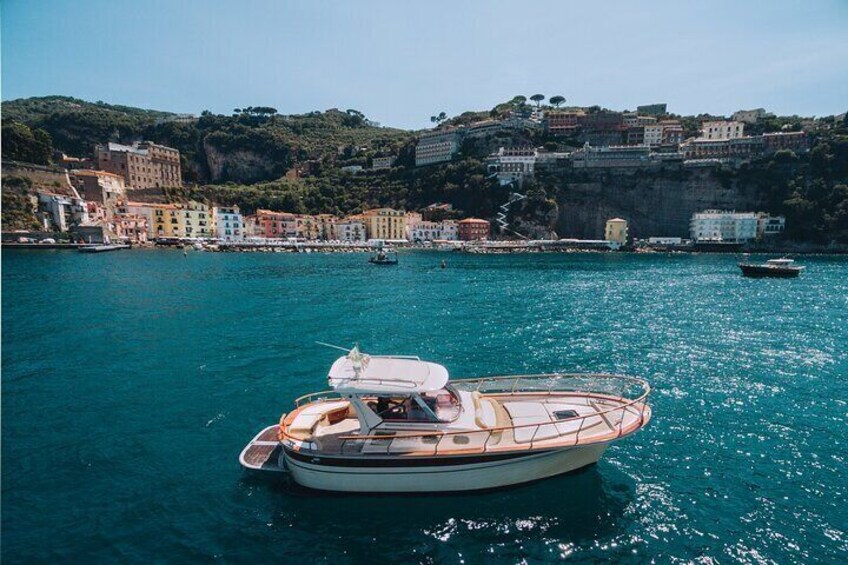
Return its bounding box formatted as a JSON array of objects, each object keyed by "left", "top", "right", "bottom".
[
  {"left": 201, "top": 139, "right": 289, "bottom": 184},
  {"left": 545, "top": 168, "right": 766, "bottom": 239}
]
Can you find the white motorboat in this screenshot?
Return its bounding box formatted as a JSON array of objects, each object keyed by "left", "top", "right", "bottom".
[{"left": 240, "top": 347, "right": 651, "bottom": 492}]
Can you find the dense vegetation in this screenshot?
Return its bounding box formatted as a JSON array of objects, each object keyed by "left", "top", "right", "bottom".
[
  {"left": 1, "top": 176, "right": 42, "bottom": 230},
  {"left": 190, "top": 154, "right": 508, "bottom": 220},
  {"left": 1, "top": 121, "right": 53, "bottom": 165},
  {"left": 1, "top": 96, "right": 412, "bottom": 184},
  {"left": 736, "top": 133, "right": 848, "bottom": 243}
]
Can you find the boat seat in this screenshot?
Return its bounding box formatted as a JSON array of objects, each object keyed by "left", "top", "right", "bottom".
[
  {"left": 289, "top": 401, "right": 350, "bottom": 436},
  {"left": 472, "top": 392, "right": 497, "bottom": 429}
]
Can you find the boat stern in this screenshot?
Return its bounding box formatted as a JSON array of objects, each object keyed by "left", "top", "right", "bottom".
[{"left": 239, "top": 425, "right": 287, "bottom": 473}]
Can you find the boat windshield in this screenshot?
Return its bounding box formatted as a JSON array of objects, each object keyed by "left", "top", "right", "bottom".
[
  {"left": 367, "top": 388, "right": 461, "bottom": 423},
  {"left": 421, "top": 387, "right": 461, "bottom": 422}
]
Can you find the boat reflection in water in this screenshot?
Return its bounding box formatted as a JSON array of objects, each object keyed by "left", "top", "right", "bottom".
[{"left": 240, "top": 346, "right": 651, "bottom": 493}]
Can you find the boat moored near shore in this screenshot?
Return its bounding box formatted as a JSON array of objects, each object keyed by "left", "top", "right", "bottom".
[{"left": 78, "top": 244, "right": 131, "bottom": 253}]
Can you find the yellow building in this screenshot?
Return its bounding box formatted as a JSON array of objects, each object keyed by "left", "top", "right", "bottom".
[
  {"left": 124, "top": 202, "right": 181, "bottom": 239},
  {"left": 605, "top": 218, "right": 629, "bottom": 246},
  {"left": 359, "top": 208, "right": 406, "bottom": 240},
  {"left": 181, "top": 200, "right": 214, "bottom": 238}
]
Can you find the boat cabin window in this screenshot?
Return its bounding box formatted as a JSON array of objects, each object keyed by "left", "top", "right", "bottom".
[
  {"left": 370, "top": 396, "right": 437, "bottom": 422},
  {"left": 366, "top": 388, "right": 461, "bottom": 423},
  {"left": 421, "top": 387, "right": 461, "bottom": 422}
]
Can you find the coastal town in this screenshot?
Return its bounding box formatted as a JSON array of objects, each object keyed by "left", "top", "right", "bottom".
[
  {"left": 4, "top": 2, "right": 848, "bottom": 563},
  {"left": 2, "top": 101, "right": 804, "bottom": 253}
]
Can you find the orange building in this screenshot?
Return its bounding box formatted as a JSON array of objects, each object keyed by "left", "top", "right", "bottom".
[{"left": 458, "top": 218, "right": 491, "bottom": 241}]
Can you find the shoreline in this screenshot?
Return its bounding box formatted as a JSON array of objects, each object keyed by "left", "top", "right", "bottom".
[{"left": 4, "top": 241, "right": 847, "bottom": 256}]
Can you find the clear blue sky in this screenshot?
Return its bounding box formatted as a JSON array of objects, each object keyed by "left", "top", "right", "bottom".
[{"left": 2, "top": 0, "right": 847, "bottom": 129}]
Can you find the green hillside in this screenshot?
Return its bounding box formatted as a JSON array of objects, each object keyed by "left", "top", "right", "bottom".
[
  {"left": 1, "top": 96, "right": 414, "bottom": 184},
  {"left": 2, "top": 95, "right": 847, "bottom": 244}
]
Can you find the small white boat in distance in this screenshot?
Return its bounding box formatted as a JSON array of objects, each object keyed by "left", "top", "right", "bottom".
[
  {"left": 79, "top": 244, "right": 131, "bottom": 253},
  {"left": 240, "top": 347, "right": 652, "bottom": 492}
]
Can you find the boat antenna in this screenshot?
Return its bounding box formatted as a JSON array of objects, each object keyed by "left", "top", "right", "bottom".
[{"left": 315, "top": 341, "right": 352, "bottom": 353}]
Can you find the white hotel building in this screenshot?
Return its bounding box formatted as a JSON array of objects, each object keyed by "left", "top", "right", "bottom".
[
  {"left": 415, "top": 129, "right": 462, "bottom": 166},
  {"left": 488, "top": 147, "right": 537, "bottom": 185},
  {"left": 408, "top": 220, "right": 459, "bottom": 242},
  {"left": 689, "top": 210, "right": 759, "bottom": 243},
  {"left": 335, "top": 220, "right": 366, "bottom": 242}
]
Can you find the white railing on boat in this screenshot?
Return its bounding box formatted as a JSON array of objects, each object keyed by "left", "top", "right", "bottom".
[{"left": 288, "top": 373, "right": 651, "bottom": 454}]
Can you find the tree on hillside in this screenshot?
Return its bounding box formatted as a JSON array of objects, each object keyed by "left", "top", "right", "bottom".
[
  {"left": 530, "top": 94, "right": 545, "bottom": 107},
  {"left": 549, "top": 95, "right": 566, "bottom": 108},
  {"left": 343, "top": 109, "right": 366, "bottom": 127},
  {"left": 430, "top": 112, "right": 447, "bottom": 126},
  {"left": 511, "top": 96, "right": 527, "bottom": 107}
]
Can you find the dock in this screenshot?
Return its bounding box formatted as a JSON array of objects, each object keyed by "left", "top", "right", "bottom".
[{"left": 78, "top": 244, "right": 131, "bottom": 253}]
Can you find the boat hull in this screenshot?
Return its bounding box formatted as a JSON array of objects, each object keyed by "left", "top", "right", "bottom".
[
  {"left": 739, "top": 264, "right": 803, "bottom": 278},
  {"left": 282, "top": 443, "right": 608, "bottom": 493}
]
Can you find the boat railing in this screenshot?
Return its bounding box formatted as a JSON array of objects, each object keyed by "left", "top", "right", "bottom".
[
  {"left": 289, "top": 373, "right": 650, "bottom": 455},
  {"left": 329, "top": 376, "right": 421, "bottom": 389},
  {"left": 293, "top": 390, "right": 346, "bottom": 407},
  {"left": 453, "top": 372, "right": 645, "bottom": 399}
]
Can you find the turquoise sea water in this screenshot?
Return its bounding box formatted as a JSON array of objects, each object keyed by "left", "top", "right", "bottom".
[{"left": 2, "top": 249, "right": 847, "bottom": 563}]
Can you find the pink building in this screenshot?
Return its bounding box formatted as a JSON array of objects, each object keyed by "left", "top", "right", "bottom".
[
  {"left": 256, "top": 209, "right": 300, "bottom": 238},
  {"left": 115, "top": 214, "right": 149, "bottom": 243}
]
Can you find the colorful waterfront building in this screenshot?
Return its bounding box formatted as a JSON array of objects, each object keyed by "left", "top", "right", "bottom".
[
  {"left": 242, "top": 214, "right": 261, "bottom": 238},
  {"left": 458, "top": 218, "right": 491, "bottom": 241},
  {"left": 123, "top": 202, "right": 180, "bottom": 239},
  {"left": 213, "top": 206, "right": 244, "bottom": 242},
  {"left": 312, "top": 214, "right": 340, "bottom": 240},
  {"left": 255, "top": 209, "right": 300, "bottom": 239},
  {"left": 181, "top": 201, "right": 213, "bottom": 239},
  {"left": 409, "top": 221, "right": 441, "bottom": 242},
  {"left": 335, "top": 220, "right": 366, "bottom": 242},
  {"left": 605, "top": 218, "right": 629, "bottom": 246},
  {"left": 408, "top": 219, "right": 459, "bottom": 242},
  {"left": 358, "top": 208, "right": 406, "bottom": 240},
  {"left": 113, "top": 204, "right": 149, "bottom": 243},
  {"left": 439, "top": 220, "right": 459, "bottom": 241}
]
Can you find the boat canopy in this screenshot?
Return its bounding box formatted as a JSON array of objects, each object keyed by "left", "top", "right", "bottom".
[{"left": 328, "top": 354, "right": 449, "bottom": 394}]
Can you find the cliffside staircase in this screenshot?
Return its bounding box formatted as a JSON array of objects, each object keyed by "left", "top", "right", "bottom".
[{"left": 496, "top": 192, "right": 528, "bottom": 239}]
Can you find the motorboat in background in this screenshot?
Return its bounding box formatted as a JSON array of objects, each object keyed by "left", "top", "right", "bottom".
[
  {"left": 739, "top": 257, "right": 804, "bottom": 278},
  {"left": 240, "top": 346, "right": 652, "bottom": 492}
]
